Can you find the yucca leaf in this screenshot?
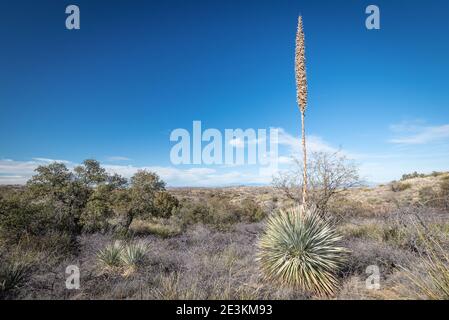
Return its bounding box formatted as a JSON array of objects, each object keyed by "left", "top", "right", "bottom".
[{"left": 257, "top": 206, "right": 348, "bottom": 296}]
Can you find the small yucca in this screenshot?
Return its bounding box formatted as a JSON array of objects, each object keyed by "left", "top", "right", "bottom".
[
  {"left": 97, "top": 241, "right": 123, "bottom": 268},
  {"left": 0, "top": 262, "right": 28, "bottom": 297},
  {"left": 120, "top": 241, "right": 147, "bottom": 267},
  {"left": 257, "top": 206, "right": 347, "bottom": 296}
]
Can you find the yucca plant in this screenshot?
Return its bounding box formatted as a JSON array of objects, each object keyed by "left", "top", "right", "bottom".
[
  {"left": 0, "top": 262, "right": 28, "bottom": 298},
  {"left": 295, "top": 16, "right": 309, "bottom": 205},
  {"left": 257, "top": 206, "right": 347, "bottom": 296},
  {"left": 120, "top": 241, "right": 147, "bottom": 268},
  {"left": 97, "top": 241, "right": 123, "bottom": 269}
]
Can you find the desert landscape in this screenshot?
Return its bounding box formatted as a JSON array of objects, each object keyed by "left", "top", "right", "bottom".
[
  {"left": 1, "top": 156, "right": 448, "bottom": 300},
  {"left": 1, "top": 1, "right": 449, "bottom": 303}
]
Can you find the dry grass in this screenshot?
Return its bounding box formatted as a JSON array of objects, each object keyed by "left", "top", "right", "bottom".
[
  {"left": 4, "top": 207, "right": 448, "bottom": 300},
  {"left": 2, "top": 173, "right": 449, "bottom": 300},
  {"left": 168, "top": 173, "right": 448, "bottom": 217},
  {"left": 130, "top": 219, "right": 181, "bottom": 238},
  {"left": 399, "top": 222, "right": 449, "bottom": 299}
]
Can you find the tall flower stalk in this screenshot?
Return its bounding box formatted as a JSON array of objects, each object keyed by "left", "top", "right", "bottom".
[{"left": 295, "top": 16, "right": 308, "bottom": 206}]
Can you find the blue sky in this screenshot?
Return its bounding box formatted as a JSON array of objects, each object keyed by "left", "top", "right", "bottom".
[{"left": 1, "top": 0, "right": 449, "bottom": 186}]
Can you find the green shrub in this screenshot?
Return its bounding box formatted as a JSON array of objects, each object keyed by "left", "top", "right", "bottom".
[
  {"left": 0, "top": 193, "right": 79, "bottom": 261},
  {"left": 175, "top": 202, "right": 211, "bottom": 226},
  {"left": 110, "top": 170, "right": 167, "bottom": 234},
  {"left": 175, "top": 197, "right": 265, "bottom": 229},
  {"left": 257, "top": 206, "right": 347, "bottom": 296},
  {"left": 400, "top": 172, "right": 426, "bottom": 181},
  {"left": 207, "top": 198, "right": 241, "bottom": 227},
  {"left": 23, "top": 160, "right": 167, "bottom": 236},
  {"left": 431, "top": 171, "right": 444, "bottom": 177},
  {"left": 152, "top": 192, "right": 179, "bottom": 218},
  {"left": 26, "top": 162, "right": 90, "bottom": 235},
  {"left": 239, "top": 199, "right": 266, "bottom": 222},
  {"left": 0, "top": 196, "right": 53, "bottom": 243},
  {"left": 80, "top": 185, "right": 114, "bottom": 233},
  {"left": 400, "top": 171, "right": 448, "bottom": 181},
  {"left": 175, "top": 200, "right": 234, "bottom": 229}
]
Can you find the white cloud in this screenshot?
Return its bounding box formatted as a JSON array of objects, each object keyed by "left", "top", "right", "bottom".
[
  {"left": 32, "top": 158, "right": 71, "bottom": 164},
  {"left": 277, "top": 155, "right": 295, "bottom": 164},
  {"left": 0, "top": 159, "right": 64, "bottom": 176},
  {"left": 389, "top": 122, "right": 449, "bottom": 145},
  {"left": 0, "top": 125, "right": 352, "bottom": 186},
  {"left": 0, "top": 158, "right": 74, "bottom": 185},
  {"left": 228, "top": 137, "right": 245, "bottom": 148},
  {"left": 105, "top": 156, "right": 132, "bottom": 162},
  {"left": 275, "top": 127, "right": 341, "bottom": 155},
  {"left": 0, "top": 156, "right": 279, "bottom": 187},
  {"left": 0, "top": 119, "right": 392, "bottom": 187},
  {"left": 0, "top": 175, "right": 29, "bottom": 185},
  {"left": 102, "top": 164, "right": 273, "bottom": 187},
  {"left": 228, "top": 136, "right": 265, "bottom": 149}
]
